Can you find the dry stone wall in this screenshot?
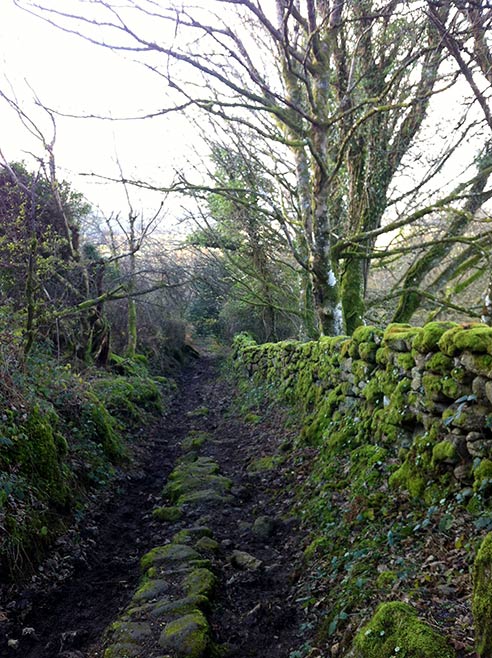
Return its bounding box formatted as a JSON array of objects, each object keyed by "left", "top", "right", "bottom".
[{"left": 233, "top": 322, "right": 492, "bottom": 502}]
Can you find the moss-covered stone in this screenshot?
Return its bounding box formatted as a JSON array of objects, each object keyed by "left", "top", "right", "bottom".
[
  {"left": 431, "top": 440, "right": 457, "bottom": 466},
  {"left": 454, "top": 325, "right": 492, "bottom": 354},
  {"left": 152, "top": 506, "right": 183, "bottom": 522},
  {"left": 181, "top": 431, "right": 210, "bottom": 452},
  {"left": 182, "top": 568, "right": 216, "bottom": 597},
  {"left": 422, "top": 373, "right": 444, "bottom": 401},
  {"left": 352, "top": 326, "right": 383, "bottom": 344},
  {"left": 109, "top": 620, "right": 152, "bottom": 644},
  {"left": 177, "top": 489, "right": 234, "bottom": 506},
  {"left": 473, "top": 458, "right": 492, "bottom": 492},
  {"left": 426, "top": 352, "right": 454, "bottom": 375},
  {"left": 104, "top": 643, "right": 141, "bottom": 658},
  {"left": 150, "top": 595, "right": 209, "bottom": 619},
  {"left": 383, "top": 324, "right": 422, "bottom": 351},
  {"left": 132, "top": 578, "right": 169, "bottom": 603},
  {"left": 172, "top": 527, "right": 212, "bottom": 544},
  {"left": 352, "top": 601, "right": 454, "bottom": 658},
  {"left": 358, "top": 341, "right": 378, "bottom": 363},
  {"left": 413, "top": 321, "right": 458, "bottom": 354},
  {"left": 460, "top": 351, "right": 492, "bottom": 378},
  {"left": 165, "top": 473, "right": 232, "bottom": 502},
  {"left": 194, "top": 536, "right": 219, "bottom": 553},
  {"left": 473, "top": 532, "right": 492, "bottom": 656},
  {"left": 140, "top": 544, "right": 200, "bottom": 572},
  {"left": 375, "top": 571, "right": 398, "bottom": 590},
  {"left": 159, "top": 610, "right": 209, "bottom": 658},
  {"left": 395, "top": 352, "right": 415, "bottom": 371}
]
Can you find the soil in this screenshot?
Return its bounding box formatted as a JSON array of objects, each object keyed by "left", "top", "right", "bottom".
[{"left": 0, "top": 353, "right": 307, "bottom": 658}]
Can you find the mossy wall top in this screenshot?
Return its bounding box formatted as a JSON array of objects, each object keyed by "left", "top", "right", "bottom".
[{"left": 233, "top": 323, "right": 492, "bottom": 500}]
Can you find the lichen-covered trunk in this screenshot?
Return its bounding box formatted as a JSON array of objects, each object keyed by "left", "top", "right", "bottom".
[{"left": 341, "top": 256, "right": 366, "bottom": 335}]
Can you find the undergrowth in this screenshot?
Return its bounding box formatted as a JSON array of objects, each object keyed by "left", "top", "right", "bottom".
[{"left": 0, "top": 334, "right": 174, "bottom": 579}]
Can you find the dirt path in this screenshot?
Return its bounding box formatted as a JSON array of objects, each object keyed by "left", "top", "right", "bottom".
[{"left": 1, "top": 354, "right": 306, "bottom": 658}]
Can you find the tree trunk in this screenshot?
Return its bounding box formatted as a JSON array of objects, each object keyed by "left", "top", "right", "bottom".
[{"left": 341, "top": 256, "right": 366, "bottom": 334}]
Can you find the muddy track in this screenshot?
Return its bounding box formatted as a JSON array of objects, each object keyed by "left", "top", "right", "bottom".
[{"left": 1, "top": 354, "right": 305, "bottom": 658}]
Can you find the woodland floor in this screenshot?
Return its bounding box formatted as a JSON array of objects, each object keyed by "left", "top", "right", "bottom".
[{"left": 0, "top": 351, "right": 308, "bottom": 658}]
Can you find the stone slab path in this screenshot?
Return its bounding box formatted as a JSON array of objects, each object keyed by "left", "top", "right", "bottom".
[{"left": 1, "top": 354, "right": 305, "bottom": 658}]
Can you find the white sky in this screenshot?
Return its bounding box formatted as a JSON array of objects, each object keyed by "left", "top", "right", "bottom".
[{"left": 0, "top": 1, "right": 201, "bottom": 225}]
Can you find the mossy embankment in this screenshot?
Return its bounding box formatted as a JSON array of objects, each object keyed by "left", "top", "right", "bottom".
[
  {"left": 0, "top": 348, "right": 176, "bottom": 579},
  {"left": 233, "top": 323, "right": 492, "bottom": 657}
]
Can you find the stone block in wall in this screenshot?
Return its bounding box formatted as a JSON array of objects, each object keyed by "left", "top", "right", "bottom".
[
  {"left": 414, "top": 353, "right": 427, "bottom": 370},
  {"left": 441, "top": 377, "right": 470, "bottom": 401},
  {"left": 459, "top": 351, "right": 492, "bottom": 378},
  {"left": 443, "top": 404, "right": 491, "bottom": 432},
  {"left": 425, "top": 352, "right": 454, "bottom": 375},
  {"left": 473, "top": 376, "right": 490, "bottom": 404},
  {"left": 383, "top": 324, "right": 422, "bottom": 352},
  {"left": 451, "top": 363, "right": 475, "bottom": 385},
  {"left": 466, "top": 431, "right": 490, "bottom": 458},
  {"left": 422, "top": 373, "right": 449, "bottom": 402}
]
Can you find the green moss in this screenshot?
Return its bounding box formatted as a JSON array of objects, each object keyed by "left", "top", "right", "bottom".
[
  {"left": 349, "top": 445, "right": 387, "bottom": 493},
  {"left": 194, "top": 537, "right": 219, "bottom": 553},
  {"left": 395, "top": 352, "right": 415, "bottom": 371},
  {"left": 438, "top": 326, "right": 465, "bottom": 356},
  {"left": 159, "top": 610, "right": 209, "bottom": 658},
  {"left": 247, "top": 455, "right": 283, "bottom": 472},
  {"left": 376, "top": 571, "right": 398, "bottom": 590},
  {"left": 353, "top": 601, "right": 454, "bottom": 658},
  {"left": 82, "top": 393, "right": 123, "bottom": 459},
  {"left": 431, "top": 440, "right": 457, "bottom": 466},
  {"left": 150, "top": 595, "right": 209, "bottom": 619},
  {"left": 182, "top": 568, "right": 216, "bottom": 597},
  {"left": 92, "top": 374, "right": 162, "bottom": 422},
  {"left": 181, "top": 432, "right": 210, "bottom": 452},
  {"left": 473, "top": 459, "right": 492, "bottom": 493},
  {"left": 451, "top": 366, "right": 468, "bottom": 382},
  {"left": 186, "top": 406, "right": 209, "bottom": 418},
  {"left": 104, "top": 643, "right": 141, "bottom": 658},
  {"left": 413, "top": 321, "right": 458, "bottom": 353},
  {"left": 426, "top": 352, "right": 453, "bottom": 375},
  {"left": 352, "top": 326, "right": 383, "bottom": 344},
  {"left": 132, "top": 578, "right": 169, "bottom": 603},
  {"left": 177, "top": 489, "right": 233, "bottom": 506},
  {"left": 383, "top": 324, "right": 422, "bottom": 350},
  {"left": 172, "top": 527, "right": 212, "bottom": 544},
  {"left": 375, "top": 347, "right": 390, "bottom": 366},
  {"left": 163, "top": 458, "right": 225, "bottom": 502},
  {"left": 389, "top": 460, "right": 426, "bottom": 498},
  {"left": 473, "top": 532, "right": 492, "bottom": 656},
  {"left": 358, "top": 342, "right": 378, "bottom": 363},
  {"left": 152, "top": 506, "right": 183, "bottom": 522},
  {"left": 140, "top": 544, "right": 200, "bottom": 572},
  {"left": 441, "top": 377, "right": 461, "bottom": 400},
  {"left": 462, "top": 352, "right": 492, "bottom": 377},
  {"left": 454, "top": 325, "right": 492, "bottom": 354},
  {"left": 16, "top": 407, "right": 68, "bottom": 505},
  {"left": 422, "top": 373, "right": 443, "bottom": 401}
]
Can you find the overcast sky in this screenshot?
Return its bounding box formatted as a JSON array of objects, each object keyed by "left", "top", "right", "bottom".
[{"left": 0, "top": 1, "right": 200, "bottom": 225}]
